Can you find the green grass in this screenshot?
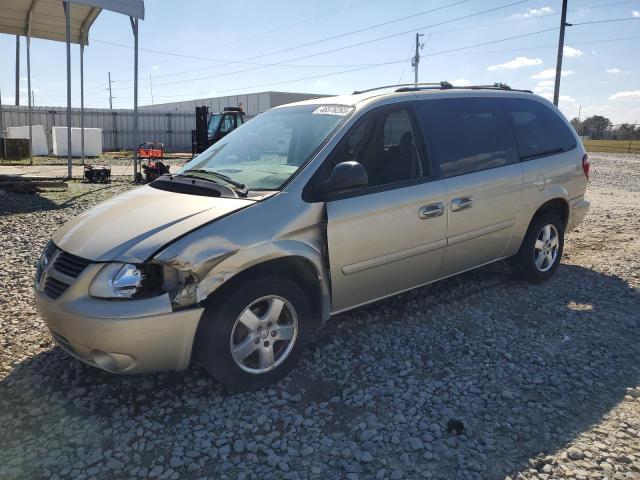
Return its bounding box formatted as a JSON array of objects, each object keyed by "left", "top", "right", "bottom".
[{"left": 583, "top": 140, "right": 640, "bottom": 154}]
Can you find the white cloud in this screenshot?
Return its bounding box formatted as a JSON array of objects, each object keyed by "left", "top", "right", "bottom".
[
  {"left": 531, "top": 69, "right": 574, "bottom": 79},
  {"left": 450, "top": 78, "right": 471, "bottom": 86},
  {"left": 606, "top": 68, "right": 630, "bottom": 74},
  {"left": 564, "top": 46, "right": 583, "bottom": 57},
  {"left": 609, "top": 90, "right": 640, "bottom": 100},
  {"left": 152, "top": 65, "right": 159, "bottom": 70},
  {"left": 487, "top": 56, "right": 542, "bottom": 71},
  {"left": 533, "top": 80, "right": 555, "bottom": 93},
  {"left": 510, "top": 6, "right": 553, "bottom": 19},
  {"left": 633, "top": 10, "right": 640, "bottom": 17},
  {"left": 540, "top": 92, "right": 576, "bottom": 104}
]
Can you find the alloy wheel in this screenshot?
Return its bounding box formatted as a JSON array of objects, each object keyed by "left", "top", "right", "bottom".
[
  {"left": 534, "top": 224, "right": 559, "bottom": 272},
  {"left": 229, "top": 295, "right": 298, "bottom": 374}
]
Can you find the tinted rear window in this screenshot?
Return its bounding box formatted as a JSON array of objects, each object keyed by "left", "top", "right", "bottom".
[
  {"left": 503, "top": 98, "right": 576, "bottom": 159},
  {"left": 416, "top": 97, "right": 518, "bottom": 178}
]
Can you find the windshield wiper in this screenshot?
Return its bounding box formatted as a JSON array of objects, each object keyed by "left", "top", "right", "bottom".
[{"left": 177, "top": 169, "right": 248, "bottom": 196}]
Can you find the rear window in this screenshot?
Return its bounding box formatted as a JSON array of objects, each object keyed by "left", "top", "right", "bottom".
[
  {"left": 502, "top": 98, "right": 576, "bottom": 159},
  {"left": 416, "top": 97, "right": 518, "bottom": 178}
]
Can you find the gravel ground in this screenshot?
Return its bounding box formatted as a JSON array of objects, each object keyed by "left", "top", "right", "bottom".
[{"left": 1, "top": 153, "right": 639, "bottom": 480}]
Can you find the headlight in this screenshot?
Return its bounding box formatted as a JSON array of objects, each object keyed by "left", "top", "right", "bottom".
[
  {"left": 35, "top": 240, "right": 54, "bottom": 287},
  {"left": 89, "top": 263, "right": 164, "bottom": 299}
]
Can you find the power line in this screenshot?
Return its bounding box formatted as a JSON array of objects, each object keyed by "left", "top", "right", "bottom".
[
  {"left": 214, "top": 0, "right": 380, "bottom": 49},
  {"left": 150, "top": 8, "right": 636, "bottom": 90},
  {"left": 29, "top": 32, "right": 640, "bottom": 102},
  {"left": 93, "top": 0, "right": 473, "bottom": 80},
  {"left": 99, "top": 0, "right": 632, "bottom": 87},
  {"left": 570, "top": 16, "right": 640, "bottom": 25},
  {"left": 90, "top": 0, "right": 632, "bottom": 87},
  {"left": 110, "top": 27, "right": 564, "bottom": 100},
  {"left": 104, "top": 0, "right": 527, "bottom": 85},
  {"left": 90, "top": 39, "right": 390, "bottom": 69},
  {"left": 230, "top": 0, "right": 474, "bottom": 63},
  {"left": 145, "top": 0, "right": 535, "bottom": 89}
]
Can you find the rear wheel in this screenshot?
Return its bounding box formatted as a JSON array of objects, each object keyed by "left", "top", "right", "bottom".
[
  {"left": 513, "top": 213, "right": 564, "bottom": 283},
  {"left": 196, "top": 276, "right": 312, "bottom": 391}
]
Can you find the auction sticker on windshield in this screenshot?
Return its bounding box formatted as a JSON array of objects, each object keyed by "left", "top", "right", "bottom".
[{"left": 313, "top": 105, "right": 354, "bottom": 116}]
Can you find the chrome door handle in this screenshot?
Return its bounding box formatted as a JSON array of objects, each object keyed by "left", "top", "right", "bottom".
[
  {"left": 451, "top": 197, "right": 473, "bottom": 212},
  {"left": 419, "top": 202, "right": 444, "bottom": 219}
]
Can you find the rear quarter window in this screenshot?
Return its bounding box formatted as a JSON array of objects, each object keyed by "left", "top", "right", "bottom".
[
  {"left": 502, "top": 98, "right": 576, "bottom": 159},
  {"left": 415, "top": 97, "right": 518, "bottom": 178}
]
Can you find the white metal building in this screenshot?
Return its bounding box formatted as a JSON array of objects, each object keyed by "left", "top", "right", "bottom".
[
  {"left": 1, "top": 91, "right": 330, "bottom": 152},
  {"left": 139, "top": 91, "right": 330, "bottom": 115}
]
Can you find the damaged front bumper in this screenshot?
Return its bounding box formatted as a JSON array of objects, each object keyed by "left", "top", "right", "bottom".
[{"left": 35, "top": 263, "right": 203, "bottom": 373}]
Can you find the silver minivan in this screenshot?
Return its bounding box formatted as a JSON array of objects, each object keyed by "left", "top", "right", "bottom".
[{"left": 34, "top": 84, "right": 590, "bottom": 390}]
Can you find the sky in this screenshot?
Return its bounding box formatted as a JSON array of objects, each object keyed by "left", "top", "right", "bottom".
[{"left": 1, "top": 0, "right": 639, "bottom": 123}]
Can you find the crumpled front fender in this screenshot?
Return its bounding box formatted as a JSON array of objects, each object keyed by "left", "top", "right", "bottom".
[{"left": 153, "top": 194, "right": 330, "bottom": 321}]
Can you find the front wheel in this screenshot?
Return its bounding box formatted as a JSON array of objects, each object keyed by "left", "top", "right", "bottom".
[
  {"left": 195, "top": 276, "right": 312, "bottom": 391},
  {"left": 512, "top": 213, "right": 564, "bottom": 283}
]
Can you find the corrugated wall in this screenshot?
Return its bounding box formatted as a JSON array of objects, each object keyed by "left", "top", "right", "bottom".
[
  {"left": 138, "top": 91, "right": 329, "bottom": 115},
  {"left": 0, "top": 92, "right": 330, "bottom": 154},
  {"left": 0, "top": 105, "right": 194, "bottom": 152}
]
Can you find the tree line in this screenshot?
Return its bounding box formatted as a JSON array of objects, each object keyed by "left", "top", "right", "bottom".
[{"left": 570, "top": 116, "right": 640, "bottom": 140}]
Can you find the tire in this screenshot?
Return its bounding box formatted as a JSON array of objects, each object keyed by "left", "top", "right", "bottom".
[
  {"left": 512, "top": 212, "right": 564, "bottom": 283},
  {"left": 195, "top": 276, "right": 312, "bottom": 391}
]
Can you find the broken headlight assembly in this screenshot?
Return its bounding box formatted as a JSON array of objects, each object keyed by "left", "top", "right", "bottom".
[{"left": 89, "top": 263, "right": 172, "bottom": 299}]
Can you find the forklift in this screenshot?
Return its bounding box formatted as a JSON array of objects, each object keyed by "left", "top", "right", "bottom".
[{"left": 191, "top": 106, "right": 245, "bottom": 156}]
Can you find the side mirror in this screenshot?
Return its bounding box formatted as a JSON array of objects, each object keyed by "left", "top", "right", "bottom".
[{"left": 317, "top": 161, "right": 368, "bottom": 196}]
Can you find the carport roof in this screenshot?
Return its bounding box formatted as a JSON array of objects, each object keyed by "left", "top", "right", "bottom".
[{"left": 0, "top": 0, "right": 144, "bottom": 45}]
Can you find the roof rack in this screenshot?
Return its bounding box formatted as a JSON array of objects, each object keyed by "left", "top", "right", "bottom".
[
  {"left": 396, "top": 82, "right": 533, "bottom": 93},
  {"left": 353, "top": 82, "right": 532, "bottom": 95},
  {"left": 352, "top": 82, "right": 447, "bottom": 95}
]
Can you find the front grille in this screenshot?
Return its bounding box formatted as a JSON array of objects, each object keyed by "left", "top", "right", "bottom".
[
  {"left": 53, "top": 251, "right": 91, "bottom": 278},
  {"left": 44, "top": 276, "right": 69, "bottom": 300},
  {"left": 39, "top": 245, "right": 92, "bottom": 300}
]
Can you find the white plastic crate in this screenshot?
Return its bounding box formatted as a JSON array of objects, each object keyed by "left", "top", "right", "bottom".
[
  {"left": 6, "top": 125, "right": 48, "bottom": 155},
  {"left": 52, "top": 127, "right": 103, "bottom": 157}
]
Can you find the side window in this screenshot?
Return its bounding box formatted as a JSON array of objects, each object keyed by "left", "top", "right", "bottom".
[
  {"left": 328, "top": 106, "right": 424, "bottom": 189},
  {"left": 503, "top": 98, "right": 576, "bottom": 159},
  {"left": 220, "top": 114, "right": 236, "bottom": 134},
  {"left": 416, "top": 98, "right": 518, "bottom": 178}
]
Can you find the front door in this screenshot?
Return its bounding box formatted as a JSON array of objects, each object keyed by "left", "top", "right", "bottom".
[
  {"left": 415, "top": 96, "right": 523, "bottom": 276},
  {"left": 323, "top": 104, "right": 447, "bottom": 312}
]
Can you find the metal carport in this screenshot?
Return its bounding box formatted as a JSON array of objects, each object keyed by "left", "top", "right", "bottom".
[{"left": 0, "top": 0, "right": 144, "bottom": 179}]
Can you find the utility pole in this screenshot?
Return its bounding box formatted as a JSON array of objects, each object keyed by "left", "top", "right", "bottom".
[
  {"left": 577, "top": 104, "right": 582, "bottom": 136},
  {"left": 31, "top": 89, "right": 35, "bottom": 106},
  {"left": 108, "top": 71, "right": 116, "bottom": 151},
  {"left": 15, "top": 36, "right": 20, "bottom": 105},
  {"left": 149, "top": 74, "right": 154, "bottom": 105},
  {"left": 553, "top": 0, "right": 570, "bottom": 106},
  {"left": 108, "top": 71, "right": 114, "bottom": 109},
  {"left": 411, "top": 33, "right": 424, "bottom": 84}
]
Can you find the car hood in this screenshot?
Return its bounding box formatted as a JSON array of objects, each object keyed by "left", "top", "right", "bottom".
[{"left": 52, "top": 185, "right": 255, "bottom": 262}]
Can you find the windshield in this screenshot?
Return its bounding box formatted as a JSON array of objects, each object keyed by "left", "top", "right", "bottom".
[
  {"left": 207, "top": 114, "right": 222, "bottom": 137},
  {"left": 179, "top": 104, "right": 354, "bottom": 190}
]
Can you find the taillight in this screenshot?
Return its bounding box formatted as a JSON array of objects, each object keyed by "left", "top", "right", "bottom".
[{"left": 581, "top": 153, "right": 590, "bottom": 180}]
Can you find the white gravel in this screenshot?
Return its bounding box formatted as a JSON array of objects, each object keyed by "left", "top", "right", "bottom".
[{"left": 1, "top": 153, "right": 639, "bottom": 480}]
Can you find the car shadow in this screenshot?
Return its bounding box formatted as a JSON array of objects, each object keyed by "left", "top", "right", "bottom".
[
  {"left": 0, "top": 187, "right": 61, "bottom": 215},
  {"left": 1, "top": 263, "right": 638, "bottom": 479},
  {"left": 0, "top": 182, "right": 121, "bottom": 216}
]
